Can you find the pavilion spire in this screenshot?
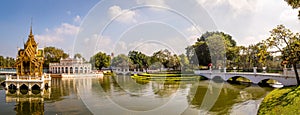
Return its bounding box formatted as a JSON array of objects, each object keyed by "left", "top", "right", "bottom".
[{"left": 30, "top": 18, "right": 33, "bottom": 36}]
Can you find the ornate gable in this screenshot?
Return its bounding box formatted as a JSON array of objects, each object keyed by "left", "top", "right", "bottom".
[{"left": 15, "top": 26, "right": 44, "bottom": 76}]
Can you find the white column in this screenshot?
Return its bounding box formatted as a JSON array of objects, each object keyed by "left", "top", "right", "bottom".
[
  {"left": 68, "top": 67, "right": 70, "bottom": 75},
  {"left": 73, "top": 67, "right": 75, "bottom": 74},
  {"left": 253, "top": 67, "right": 257, "bottom": 74}
]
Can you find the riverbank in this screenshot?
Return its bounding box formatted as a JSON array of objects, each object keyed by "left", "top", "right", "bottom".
[{"left": 258, "top": 86, "right": 300, "bottom": 114}]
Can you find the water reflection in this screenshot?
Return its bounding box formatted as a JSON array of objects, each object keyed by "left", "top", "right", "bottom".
[
  {"left": 184, "top": 81, "right": 273, "bottom": 114},
  {"left": 5, "top": 88, "right": 51, "bottom": 115},
  {"left": 0, "top": 75, "right": 273, "bottom": 115}
]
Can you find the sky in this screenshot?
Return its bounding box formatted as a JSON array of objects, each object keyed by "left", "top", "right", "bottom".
[{"left": 0, "top": 0, "right": 299, "bottom": 59}]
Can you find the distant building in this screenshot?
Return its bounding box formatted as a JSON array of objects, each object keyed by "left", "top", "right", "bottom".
[{"left": 49, "top": 57, "right": 92, "bottom": 74}]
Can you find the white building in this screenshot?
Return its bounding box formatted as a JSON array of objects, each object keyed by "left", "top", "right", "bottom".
[{"left": 49, "top": 58, "right": 92, "bottom": 74}]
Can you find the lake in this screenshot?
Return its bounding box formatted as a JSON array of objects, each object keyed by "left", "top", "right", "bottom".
[{"left": 0, "top": 75, "right": 274, "bottom": 115}]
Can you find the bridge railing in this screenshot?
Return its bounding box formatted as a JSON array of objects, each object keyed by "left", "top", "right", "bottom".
[{"left": 6, "top": 75, "right": 45, "bottom": 81}]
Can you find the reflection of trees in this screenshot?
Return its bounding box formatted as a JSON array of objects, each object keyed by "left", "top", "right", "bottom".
[
  {"left": 187, "top": 82, "right": 269, "bottom": 114},
  {"left": 98, "top": 76, "right": 111, "bottom": 92},
  {"left": 112, "top": 75, "right": 149, "bottom": 95},
  {"left": 152, "top": 81, "right": 180, "bottom": 97}
]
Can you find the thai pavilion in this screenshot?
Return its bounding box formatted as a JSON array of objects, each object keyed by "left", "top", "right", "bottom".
[{"left": 5, "top": 25, "right": 51, "bottom": 91}]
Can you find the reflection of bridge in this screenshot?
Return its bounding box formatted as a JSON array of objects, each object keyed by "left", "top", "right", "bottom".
[{"left": 194, "top": 70, "right": 297, "bottom": 86}]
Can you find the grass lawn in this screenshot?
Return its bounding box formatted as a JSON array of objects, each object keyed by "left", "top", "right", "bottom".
[{"left": 258, "top": 86, "right": 300, "bottom": 115}]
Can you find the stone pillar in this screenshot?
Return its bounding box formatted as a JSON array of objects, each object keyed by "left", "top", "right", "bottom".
[
  {"left": 29, "top": 84, "right": 32, "bottom": 91},
  {"left": 5, "top": 82, "right": 8, "bottom": 90},
  {"left": 68, "top": 67, "right": 70, "bottom": 75},
  {"left": 224, "top": 67, "right": 227, "bottom": 73},
  {"left": 233, "top": 67, "right": 237, "bottom": 73},
  {"left": 253, "top": 67, "right": 257, "bottom": 74},
  {"left": 262, "top": 66, "right": 267, "bottom": 73},
  {"left": 16, "top": 83, "right": 20, "bottom": 90},
  {"left": 283, "top": 64, "right": 287, "bottom": 75}
]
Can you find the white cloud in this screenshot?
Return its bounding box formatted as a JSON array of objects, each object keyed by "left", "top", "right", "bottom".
[
  {"left": 108, "top": 5, "right": 137, "bottom": 23},
  {"left": 197, "top": 0, "right": 258, "bottom": 17},
  {"left": 279, "top": 9, "right": 299, "bottom": 22},
  {"left": 54, "top": 23, "right": 79, "bottom": 35},
  {"left": 73, "top": 15, "right": 82, "bottom": 24},
  {"left": 238, "top": 34, "right": 268, "bottom": 46},
  {"left": 136, "top": 0, "right": 168, "bottom": 8},
  {"left": 185, "top": 25, "right": 204, "bottom": 45},
  {"left": 35, "top": 22, "right": 79, "bottom": 50}
]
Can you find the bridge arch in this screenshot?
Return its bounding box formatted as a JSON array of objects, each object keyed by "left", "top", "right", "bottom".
[
  {"left": 227, "top": 76, "right": 252, "bottom": 83},
  {"left": 19, "top": 84, "right": 29, "bottom": 94},
  {"left": 31, "top": 84, "right": 41, "bottom": 90},
  {"left": 8, "top": 84, "right": 17, "bottom": 90},
  {"left": 19, "top": 84, "right": 29, "bottom": 90},
  {"left": 258, "top": 78, "right": 283, "bottom": 87},
  {"left": 212, "top": 76, "right": 225, "bottom": 82}
]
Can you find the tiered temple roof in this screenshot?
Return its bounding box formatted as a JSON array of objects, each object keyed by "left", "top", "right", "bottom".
[{"left": 15, "top": 26, "right": 44, "bottom": 76}]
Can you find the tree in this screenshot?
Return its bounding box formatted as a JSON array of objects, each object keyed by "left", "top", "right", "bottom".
[
  {"left": 256, "top": 42, "right": 271, "bottom": 67},
  {"left": 266, "top": 25, "right": 300, "bottom": 85},
  {"left": 285, "top": 0, "right": 300, "bottom": 19},
  {"left": 90, "top": 52, "right": 111, "bottom": 70},
  {"left": 111, "top": 54, "right": 133, "bottom": 69},
  {"left": 206, "top": 34, "right": 226, "bottom": 68},
  {"left": 44, "top": 46, "right": 69, "bottom": 68},
  {"left": 186, "top": 39, "right": 210, "bottom": 66},
  {"left": 0, "top": 56, "right": 15, "bottom": 68},
  {"left": 152, "top": 49, "right": 172, "bottom": 68},
  {"left": 186, "top": 31, "right": 237, "bottom": 68},
  {"left": 74, "top": 53, "right": 86, "bottom": 62},
  {"left": 167, "top": 54, "right": 180, "bottom": 70},
  {"left": 128, "top": 51, "right": 150, "bottom": 70},
  {"left": 178, "top": 54, "right": 190, "bottom": 71}
]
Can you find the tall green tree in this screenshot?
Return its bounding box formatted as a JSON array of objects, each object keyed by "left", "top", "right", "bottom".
[
  {"left": 266, "top": 25, "right": 300, "bottom": 85},
  {"left": 285, "top": 0, "right": 300, "bottom": 19},
  {"left": 43, "top": 46, "right": 69, "bottom": 68},
  {"left": 186, "top": 39, "right": 210, "bottom": 66},
  {"left": 152, "top": 49, "right": 172, "bottom": 68},
  {"left": 128, "top": 51, "right": 150, "bottom": 70},
  {"left": 111, "top": 54, "right": 133, "bottom": 69},
  {"left": 186, "top": 31, "right": 237, "bottom": 68},
  {"left": 90, "top": 52, "right": 111, "bottom": 70}
]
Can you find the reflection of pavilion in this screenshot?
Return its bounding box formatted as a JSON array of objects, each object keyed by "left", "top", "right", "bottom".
[{"left": 5, "top": 88, "right": 51, "bottom": 114}]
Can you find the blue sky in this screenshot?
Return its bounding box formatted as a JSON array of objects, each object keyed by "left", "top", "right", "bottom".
[
  {"left": 0, "top": 0, "right": 299, "bottom": 59},
  {"left": 0, "top": 0, "right": 98, "bottom": 57}
]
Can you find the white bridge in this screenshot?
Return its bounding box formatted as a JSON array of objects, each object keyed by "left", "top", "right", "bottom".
[{"left": 194, "top": 69, "right": 298, "bottom": 86}]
